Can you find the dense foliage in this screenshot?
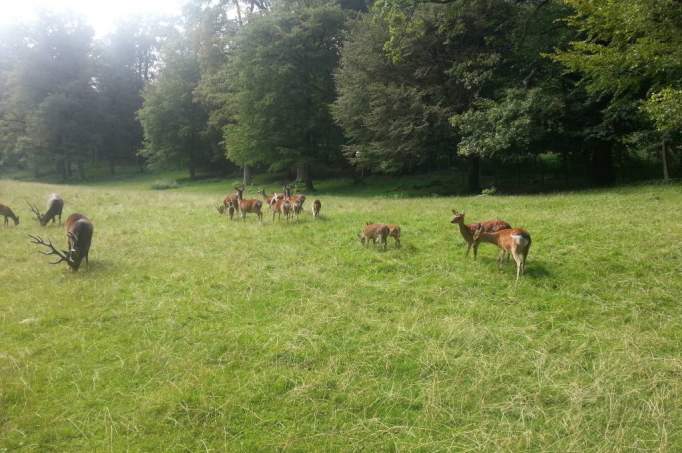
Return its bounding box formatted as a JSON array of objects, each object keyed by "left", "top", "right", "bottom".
[{"left": 0, "top": 0, "right": 680, "bottom": 188}]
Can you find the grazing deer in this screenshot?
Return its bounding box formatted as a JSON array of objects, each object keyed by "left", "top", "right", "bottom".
[
  {"left": 450, "top": 210, "right": 511, "bottom": 259},
  {"left": 358, "top": 223, "right": 390, "bottom": 250},
  {"left": 312, "top": 199, "right": 321, "bottom": 219},
  {"left": 386, "top": 224, "right": 401, "bottom": 248},
  {"left": 28, "top": 193, "right": 64, "bottom": 226},
  {"left": 29, "top": 213, "right": 93, "bottom": 271},
  {"left": 235, "top": 187, "right": 263, "bottom": 222},
  {"left": 0, "top": 203, "right": 19, "bottom": 226},
  {"left": 215, "top": 201, "right": 235, "bottom": 220},
  {"left": 473, "top": 226, "right": 531, "bottom": 282}
]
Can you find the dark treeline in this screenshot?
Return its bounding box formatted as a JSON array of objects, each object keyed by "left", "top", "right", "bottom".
[{"left": 1, "top": 0, "right": 680, "bottom": 192}]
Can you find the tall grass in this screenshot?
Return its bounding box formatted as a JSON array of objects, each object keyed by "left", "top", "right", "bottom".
[{"left": 1, "top": 178, "right": 681, "bottom": 450}]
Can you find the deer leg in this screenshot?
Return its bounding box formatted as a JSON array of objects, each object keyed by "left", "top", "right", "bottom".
[
  {"left": 512, "top": 252, "right": 522, "bottom": 282},
  {"left": 473, "top": 243, "right": 479, "bottom": 260},
  {"left": 465, "top": 243, "right": 471, "bottom": 258},
  {"left": 396, "top": 238, "right": 400, "bottom": 248}
]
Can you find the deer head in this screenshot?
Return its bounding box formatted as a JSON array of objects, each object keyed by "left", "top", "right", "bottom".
[
  {"left": 450, "top": 209, "right": 465, "bottom": 224},
  {"left": 29, "top": 233, "right": 83, "bottom": 271}
]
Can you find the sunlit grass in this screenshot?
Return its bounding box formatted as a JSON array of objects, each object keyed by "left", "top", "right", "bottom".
[{"left": 1, "top": 177, "right": 681, "bottom": 450}]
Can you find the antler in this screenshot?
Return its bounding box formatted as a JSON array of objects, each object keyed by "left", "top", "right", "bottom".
[
  {"left": 28, "top": 234, "right": 70, "bottom": 265},
  {"left": 27, "top": 202, "right": 42, "bottom": 220}
]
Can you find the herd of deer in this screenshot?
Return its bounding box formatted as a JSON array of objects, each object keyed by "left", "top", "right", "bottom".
[
  {"left": 215, "top": 185, "right": 321, "bottom": 223},
  {"left": 2, "top": 188, "right": 531, "bottom": 281},
  {"left": 1, "top": 193, "right": 93, "bottom": 271}
]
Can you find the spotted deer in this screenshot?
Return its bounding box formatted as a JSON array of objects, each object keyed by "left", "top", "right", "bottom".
[
  {"left": 473, "top": 226, "right": 531, "bottom": 283},
  {"left": 358, "top": 223, "right": 390, "bottom": 250},
  {"left": 450, "top": 210, "right": 511, "bottom": 259}
]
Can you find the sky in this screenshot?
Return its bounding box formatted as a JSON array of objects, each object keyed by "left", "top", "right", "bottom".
[{"left": 0, "top": 0, "right": 186, "bottom": 36}]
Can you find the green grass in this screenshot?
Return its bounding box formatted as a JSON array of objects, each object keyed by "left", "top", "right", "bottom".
[{"left": 1, "top": 176, "right": 681, "bottom": 451}]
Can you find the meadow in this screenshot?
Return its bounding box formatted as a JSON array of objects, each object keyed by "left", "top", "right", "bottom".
[{"left": 1, "top": 175, "right": 682, "bottom": 451}]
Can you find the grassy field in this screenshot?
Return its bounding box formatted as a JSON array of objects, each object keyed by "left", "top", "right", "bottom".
[{"left": 1, "top": 176, "right": 682, "bottom": 451}]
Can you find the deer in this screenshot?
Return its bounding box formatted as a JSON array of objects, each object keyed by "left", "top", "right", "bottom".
[
  {"left": 473, "top": 226, "right": 531, "bottom": 283},
  {"left": 257, "top": 189, "right": 281, "bottom": 210},
  {"left": 312, "top": 199, "right": 321, "bottom": 219},
  {"left": 215, "top": 201, "right": 236, "bottom": 220},
  {"left": 358, "top": 223, "right": 390, "bottom": 250},
  {"left": 29, "top": 213, "right": 93, "bottom": 271},
  {"left": 28, "top": 193, "right": 64, "bottom": 226},
  {"left": 450, "top": 209, "right": 511, "bottom": 259},
  {"left": 235, "top": 186, "right": 263, "bottom": 222},
  {"left": 0, "top": 203, "right": 20, "bottom": 226},
  {"left": 386, "top": 224, "right": 401, "bottom": 248},
  {"left": 223, "top": 187, "right": 241, "bottom": 211}
]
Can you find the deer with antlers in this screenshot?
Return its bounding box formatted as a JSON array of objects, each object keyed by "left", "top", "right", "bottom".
[
  {"left": 29, "top": 213, "right": 93, "bottom": 271},
  {"left": 450, "top": 209, "right": 511, "bottom": 259},
  {"left": 28, "top": 193, "right": 64, "bottom": 226},
  {"left": 0, "top": 203, "right": 20, "bottom": 226},
  {"left": 473, "top": 226, "right": 531, "bottom": 283},
  {"left": 235, "top": 186, "right": 263, "bottom": 222}
]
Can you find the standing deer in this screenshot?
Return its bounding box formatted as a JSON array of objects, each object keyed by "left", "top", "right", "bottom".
[
  {"left": 29, "top": 213, "right": 93, "bottom": 271},
  {"left": 257, "top": 189, "right": 280, "bottom": 210},
  {"left": 473, "top": 226, "right": 531, "bottom": 283},
  {"left": 0, "top": 203, "right": 19, "bottom": 226},
  {"left": 312, "top": 199, "right": 321, "bottom": 219},
  {"left": 386, "top": 224, "right": 401, "bottom": 248},
  {"left": 28, "top": 193, "right": 64, "bottom": 226},
  {"left": 235, "top": 187, "right": 263, "bottom": 222},
  {"left": 358, "top": 223, "right": 390, "bottom": 250},
  {"left": 450, "top": 210, "right": 511, "bottom": 259}
]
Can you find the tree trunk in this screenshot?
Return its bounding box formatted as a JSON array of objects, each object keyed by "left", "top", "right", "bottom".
[
  {"left": 243, "top": 165, "right": 252, "bottom": 185},
  {"left": 109, "top": 158, "right": 116, "bottom": 176},
  {"left": 188, "top": 158, "right": 196, "bottom": 180},
  {"left": 467, "top": 156, "right": 480, "bottom": 194},
  {"left": 66, "top": 159, "right": 73, "bottom": 179},
  {"left": 296, "top": 163, "right": 314, "bottom": 191},
  {"left": 78, "top": 161, "right": 86, "bottom": 180},
  {"left": 57, "top": 158, "right": 66, "bottom": 181},
  {"left": 662, "top": 138, "right": 670, "bottom": 181}
]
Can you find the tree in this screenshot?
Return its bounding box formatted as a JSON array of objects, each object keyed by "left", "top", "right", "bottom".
[
  {"left": 553, "top": 0, "right": 682, "bottom": 181},
  {"left": 224, "top": 3, "right": 347, "bottom": 189},
  {"left": 0, "top": 12, "right": 99, "bottom": 179},
  {"left": 137, "top": 32, "right": 213, "bottom": 179}
]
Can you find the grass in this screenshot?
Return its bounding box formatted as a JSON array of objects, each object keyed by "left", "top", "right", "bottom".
[{"left": 1, "top": 175, "right": 682, "bottom": 451}]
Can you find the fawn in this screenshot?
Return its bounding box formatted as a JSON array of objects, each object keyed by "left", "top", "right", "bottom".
[{"left": 359, "top": 223, "right": 390, "bottom": 250}]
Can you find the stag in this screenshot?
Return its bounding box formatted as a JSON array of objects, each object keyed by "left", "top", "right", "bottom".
[
  {"left": 28, "top": 193, "right": 64, "bottom": 226},
  {"left": 29, "top": 213, "right": 93, "bottom": 271}
]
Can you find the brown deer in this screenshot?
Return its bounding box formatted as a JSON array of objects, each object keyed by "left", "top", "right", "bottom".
[
  {"left": 257, "top": 189, "right": 281, "bottom": 210},
  {"left": 473, "top": 226, "right": 531, "bottom": 283},
  {"left": 28, "top": 193, "right": 64, "bottom": 226},
  {"left": 358, "top": 223, "right": 390, "bottom": 250},
  {"left": 0, "top": 203, "right": 19, "bottom": 226},
  {"left": 215, "top": 201, "right": 236, "bottom": 220},
  {"left": 29, "top": 213, "right": 93, "bottom": 271},
  {"left": 450, "top": 210, "right": 511, "bottom": 259},
  {"left": 223, "top": 187, "right": 241, "bottom": 211},
  {"left": 235, "top": 187, "right": 263, "bottom": 222},
  {"left": 386, "top": 224, "right": 401, "bottom": 248},
  {"left": 312, "top": 199, "right": 321, "bottom": 219}
]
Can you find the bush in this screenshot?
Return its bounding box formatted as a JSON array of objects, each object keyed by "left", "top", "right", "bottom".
[{"left": 150, "top": 180, "right": 180, "bottom": 190}]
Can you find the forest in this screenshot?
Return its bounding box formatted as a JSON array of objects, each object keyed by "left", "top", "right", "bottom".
[{"left": 1, "top": 0, "right": 680, "bottom": 192}]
